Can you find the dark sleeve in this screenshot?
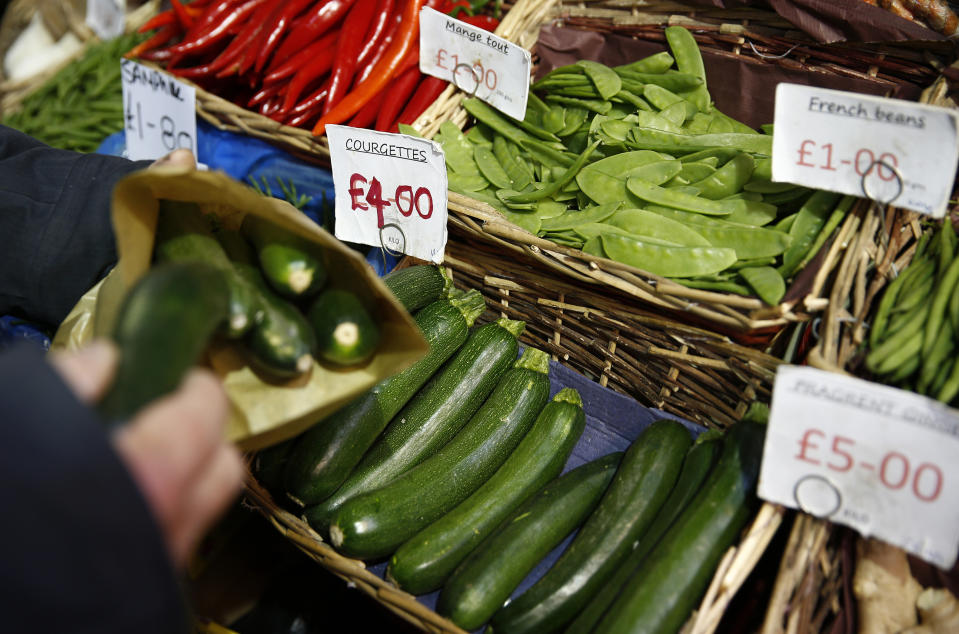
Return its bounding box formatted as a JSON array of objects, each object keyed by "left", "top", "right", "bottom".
[
  {"left": 0, "top": 343, "right": 190, "bottom": 634},
  {"left": 0, "top": 125, "right": 152, "bottom": 329}
]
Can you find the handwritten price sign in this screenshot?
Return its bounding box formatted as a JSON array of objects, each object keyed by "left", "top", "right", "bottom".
[
  {"left": 759, "top": 365, "right": 959, "bottom": 569},
  {"left": 419, "top": 6, "right": 530, "bottom": 120},
  {"left": 327, "top": 125, "right": 447, "bottom": 263},
  {"left": 772, "top": 84, "right": 959, "bottom": 217},
  {"left": 120, "top": 60, "right": 197, "bottom": 161}
]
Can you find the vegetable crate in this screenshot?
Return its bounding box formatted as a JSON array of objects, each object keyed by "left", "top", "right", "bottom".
[
  {"left": 241, "top": 240, "right": 790, "bottom": 633},
  {"left": 412, "top": 1, "right": 955, "bottom": 339},
  {"left": 0, "top": 0, "right": 161, "bottom": 115},
  {"left": 131, "top": 0, "right": 556, "bottom": 166}
]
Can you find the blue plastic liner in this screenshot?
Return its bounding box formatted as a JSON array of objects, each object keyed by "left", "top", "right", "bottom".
[{"left": 367, "top": 354, "right": 704, "bottom": 628}]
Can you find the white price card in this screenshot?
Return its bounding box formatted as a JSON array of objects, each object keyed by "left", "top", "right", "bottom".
[
  {"left": 772, "top": 83, "right": 959, "bottom": 218},
  {"left": 418, "top": 6, "right": 530, "bottom": 121},
  {"left": 326, "top": 125, "right": 448, "bottom": 264},
  {"left": 759, "top": 365, "right": 959, "bottom": 569},
  {"left": 87, "top": 0, "right": 125, "bottom": 41},
  {"left": 120, "top": 59, "right": 197, "bottom": 161}
]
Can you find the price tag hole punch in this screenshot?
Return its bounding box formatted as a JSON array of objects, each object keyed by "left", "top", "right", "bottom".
[{"left": 793, "top": 474, "right": 842, "bottom": 519}]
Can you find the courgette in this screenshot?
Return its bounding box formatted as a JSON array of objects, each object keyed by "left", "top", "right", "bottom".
[
  {"left": 285, "top": 290, "right": 486, "bottom": 507},
  {"left": 307, "top": 288, "right": 379, "bottom": 367},
  {"left": 253, "top": 438, "right": 297, "bottom": 500},
  {"left": 439, "top": 451, "right": 623, "bottom": 631},
  {"left": 241, "top": 213, "right": 327, "bottom": 298},
  {"left": 153, "top": 200, "right": 261, "bottom": 338},
  {"left": 97, "top": 261, "right": 230, "bottom": 424},
  {"left": 217, "top": 228, "right": 315, "bottom": 379},
  {"left": 565, "top": 429, "right": 722, "bottom": 634},
  {"left": 594, "top": 419, "right": 765, "bottom": 634},
  {"left": 381, "top": 264, "right": 452, "bottom": 312},
  {"left": 328, "top": 347, "right": 552, "bottom": 559},
  {"left": 386, "top": 388, "right": 586, "bottom": 595},
  {"left": 491, "top": 419, "right": 692, "bottom": 633},
  {"left": 303, "top": 318, "right": 525, "bottom": 530}
]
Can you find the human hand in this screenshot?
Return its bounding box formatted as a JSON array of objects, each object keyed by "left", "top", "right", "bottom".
[
  {"left": 151, "top": 148, "right": 197, "bottom": 170},
  {"left": 49, "top": 340, "right": 244, "bottom": 569}
]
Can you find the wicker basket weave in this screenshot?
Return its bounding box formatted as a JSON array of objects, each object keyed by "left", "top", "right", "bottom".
[{"left": 0, "top": 0, "right": 160, "bottom": 115}]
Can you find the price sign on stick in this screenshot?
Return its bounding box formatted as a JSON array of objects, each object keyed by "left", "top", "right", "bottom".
[
  {"left": 759, "top": 365, "right": 959, "bottom": 569},
  {"left": 120, "top": 60, "right": 197, "bottom": 161},
  {"left": 772, "top": 83, "right": 959, "bottom": 218},
  {"left": 418, "top": 7, "right": 530, "bottom": 121},
  {"left": 327, "top": 125, "right": 448, "bottom": 264}
]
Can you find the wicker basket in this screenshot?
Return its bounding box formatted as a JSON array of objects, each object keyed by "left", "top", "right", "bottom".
[
  {"left": 412, "top": 1, "right": 955, "bottom": 337},
  {"left": 161, "top": 0, "right": 557, "bottom": 166},
  {"left": 0, "top": 0, "right": 160, "bottom": 115}
]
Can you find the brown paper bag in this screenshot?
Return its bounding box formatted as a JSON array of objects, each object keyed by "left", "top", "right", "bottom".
[{"left": 53, "top": 166, "right": 428, "bottom": 451}]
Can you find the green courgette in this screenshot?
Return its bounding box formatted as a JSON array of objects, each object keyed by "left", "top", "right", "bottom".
[
  {"left": 565, "top": 429, "right": 722, "bottom": 634},
  {"left": 381, "top": 264, "right": 452, "bottom": 312},
  {"left": 153, "top": 200, "right": 261, "bottom": 339},
  {"left": 97, "top": 261, "right": 230, "bottom": 424},
  {"left": 285, "top": 290, "right": 486, "bottom": 507},
  {"left": 386, "top": 388, "right": 586, "bottom": 595},
  {"left": 491, "top": 419, "right": 692, "bottom": 633},
  {"left": 307, "top": 288, "right": 379, "bottom": 367},
  {"left": 439, "top": 451, "right": 623, "bottom": 631},
  {"left": 303, "top": 318, "right": 525, "bottom": 530},
  {"left": 253, "top": 438, "right": 297, "bottom": 500},
  {"left": 241, "top": 213, "right": 327, "bottom": 298},
  {"left": 328, "top": 347, "right": 552, "bottom": 559},
  {"left": 217, "top": 228, "right": 315, "bottom": 379},
  {"left": 594, "top": 419, "right": 765, "bottom": 634}
]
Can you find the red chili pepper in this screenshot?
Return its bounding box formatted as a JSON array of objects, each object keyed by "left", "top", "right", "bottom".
[
  {"left": 253, "top": 0, "right": 315, "bottom": 74},
  {"left": 323, "top": 0, "right": 378, "bottom": 115},
  {"left": 458, "top": 14, "right": 499, "bottom": 30},
  {"left": 352, "top": 11, "right": 401, "bottom": 85},
  {"left": 375, "top": 65, "right": 422, "bottom": 132},
  {"left": 355, "top": 0, "right": 395, "bottom": 68},
  {"left": 248, "top": 82, "right": 285, "bottom": 108},
  {"left": 126, "top": 24, "right": 178, "bottom": 58},
  {"left": 279, "top": 41, "right": 338, "bottom": 113},
  {"left": 289, "top": 78, "right": 333, "bottom": 116},
  {"left": 170, "top": 0, "right": 196, "bottom": 29},
  {"left": 209, "top": 0, "right": 279, "bottom": 76},
  {"left": 137, "top": 12, "right": 176, "bottom": 33},
  {"left": 272, "top": 0, "right": 356, "bottom": 64},
  {"left": 445, "top": 0, "right": 472, "bottom": 16},
  {"left": 165, "top": 0, "right": 266, "bottom": 60},
  {"left": 263, "top": 31, "right": 338, "bottom": 84},
  {"left": 395, "top": 75, "right": 446, "bottom": 127},
  {"left": 348, "top": 86, "right": 388, "bottom": 129},
  {"left": 313, "top": 0, "right": 424, "bottom": 136},
  {"left": 286, "top": 100, "right": 326, "bottom": 129}
]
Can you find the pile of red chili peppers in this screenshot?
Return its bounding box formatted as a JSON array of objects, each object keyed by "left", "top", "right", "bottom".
[{"left": 129, "top": 0, "right": 501, "bottom": 135}]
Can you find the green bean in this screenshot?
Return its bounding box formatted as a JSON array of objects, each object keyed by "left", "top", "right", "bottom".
[
  {"left": 617, "top": 70, "right": 704, "bottom": 93},
  {"left": 778, "top": 190, "right": 843, "bottom": 279},
  {"left": 795, "top": 195, "right": 856, "bottom": 272},
  {"left": 935, "top": 356, "right": 959, "bottom": 404},
  {"left": 921, "top": 252, "right": 959, "bottom": 359},
  {"left": 601, "top": 233, "right": 737, "bottom": 277},
  {"left": 918, "top": 320, "right": 954, "bottom": 394},
  {"left": 739, "top": 266, "right": 786, "bottom": 305},
  {"left": 520, "top": 138, "right": 576, "bottom": 167},
  {"left": 473, "top": 145, "right": 513, "bottom": 189},
  {"left": 889, "top": 260, "right": 937, "bottom": 317},
  {"left": 866, "top": 303, "right": 930, "bottom": 373},
  {"left": 614, "top": 52, "right": 675, "bottom": 75},
  {"left": 626, "top": 129, "right": 773, "bottom": 155},
  {"left": 937, "top": 220, "right": 956, "bottom": 283},
  {"left": 870, "top": 257, "right": 932, "bottom": 348},
  {"left": 873, "top": 329, "right": 925, "bottom": 376},
  {"left": 545, "top": 94, "right": 612, "bottom": 115},
  {"left": 463, "top": 98, "right": 538, "bottom": 148},
  {"left": 626, "top": 178, "right": 744, "bottom": 216},
  {"left": 886, "top": 350, "right": 921, "bottom": 384},
  {"left": 606, "top": 208, "right": 710, "bottom": 247},
  {"left": 664, "top": 25, "right": 711, "bottom": 112},
  {"left": 577, "top": 60, "right": 622, "bottom": 100},
  {"left": 539, "top": 202, "right": 623, "bottom": 232},
  {"left": 505, "top": 140, "right": 600, "bottom": 203},
  {"left": 689, "top": 153, "right": 754, "bottom": 200},
  {"left": 950, "top": 276, "right": 959, "bottom": 332}
]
